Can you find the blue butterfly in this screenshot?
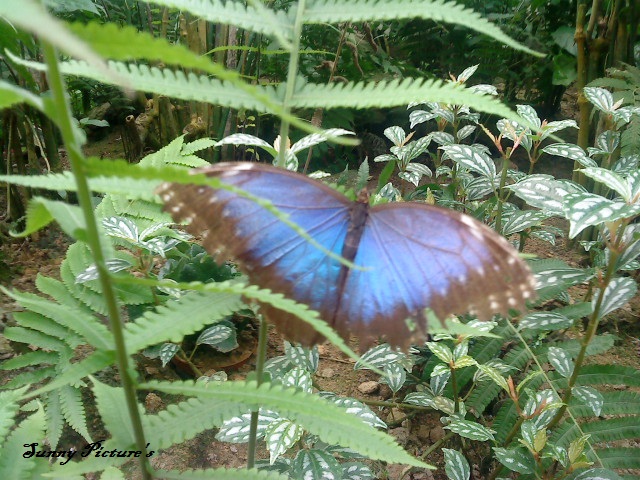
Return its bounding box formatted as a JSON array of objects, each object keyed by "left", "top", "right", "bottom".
[{"left": 158, "top": 162, "right": 535, "bottom": 348}]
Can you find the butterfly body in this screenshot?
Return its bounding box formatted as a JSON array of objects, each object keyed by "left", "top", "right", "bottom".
[{"left": 158, "top": 162, "right": 535, "bottom": 348}]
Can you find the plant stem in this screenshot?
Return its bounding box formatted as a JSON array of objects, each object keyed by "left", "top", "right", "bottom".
[
  {"left": 42, "top": 44, "right": 151, "bottom": 479},
  {"left": 275, "top": 0, "right": 306, "bottom": 168},
  {"left": 247, "top": 316, "right": 269, "bottom": 468}
]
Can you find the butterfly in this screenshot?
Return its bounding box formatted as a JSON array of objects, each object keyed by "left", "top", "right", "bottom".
[{"left": 157, "top": 162, "right": 535, "bottom": 349}]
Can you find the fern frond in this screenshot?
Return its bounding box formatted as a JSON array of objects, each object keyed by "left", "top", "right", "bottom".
[
  {"left": 60, "top": 257, "right": 108, "bottom": 315},
  {"left": 552, "top": 417, "right": 640, "bottom": 446},
  {"left": 145, "top": 0, "right": 292, "bottom": 40},
  {"left": 59, "top": 385, "right": 92, "bottom": 442},
  {"left": 3, "top": 325, "right": 69, "bottom": 353},
  {"left": 8, "top": 290, "right": 113, "bottom": 350},
  {"left": 124, "top": 291, "right": 243, "bottom": 352},
  {"left": 304, "top": 0, "right": 538, "bottom": 55},
  {"left": 0, "top": 406, "right": 46, "bottom": 479},
  {"left": 0, "top": 351, "right": 58, "bottom": 371},
  {"left": 141, "top": 380, "right": 432, "bottom": 468},
  {"left": 44, "top": 390, "right": 64, "bottom": 449},
  {"left": 0, "top": 387, "right": 29, "bottom": 444},
  {"left": 35, "top": 275, "right": 91, "bottom": 313},
  {"left": 28, "top": 350, "right": 116, "bottom": 399},
  {"left": 143, "top": 397, "right": 246, "bottom": 449},
  {"left": 290, "top": 78, "right": 521, "bottom": 121},
  {"left": 1, "top": 366, "right": 56, "bottom": 390},
  {"left": 590, "top": 447, "right": 640, "bottom": 470}
]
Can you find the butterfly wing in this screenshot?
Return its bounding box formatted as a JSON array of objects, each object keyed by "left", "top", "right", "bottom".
[
  {"left": 337, "top": 203, "right": 536, "bottom": 348},
  {"left": 157, "top": 162, "right": 353, "bottom": 344}
]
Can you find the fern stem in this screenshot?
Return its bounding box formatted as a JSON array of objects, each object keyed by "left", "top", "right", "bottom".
[
  {"left": 41, "top": 44, "right": 151, "bottom": 479},
  {"left": 247, "top": 315, "right": 269, "bottom": 468},
  {"left": 275, "top": 0, "right": 306, "bottom": 168}
]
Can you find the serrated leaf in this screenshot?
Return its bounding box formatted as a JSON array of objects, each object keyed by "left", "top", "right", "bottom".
[
  {"left": 426, "top": 342, "right": 453, "bottom": 363},
  {"left": 475, "top": 364, "right": 509, "bottom": 391},
  {"left": 284, "top": 342, "right": 319, "bottom": 373},
  {"left": 502, "top": 210, "right": 547, "bottom": 235},
  {"left": 292, "top": 449, "right": 341, "bottom": 479},
  {"left": 216, "top": 410, "right": 280, "bottom": 443},
  {"left": 384, "top": 126, "right": 406, "bottom": 146},
  {"left": 508, "top": 175, "right": 585, "bottom": 215},
  {"left": 542, "top": 143, "right": 596, "bottom": 168},
  {"left": 282, "top": 367, "right": 312, "bottom": 393},
  {"left": 383, "top": 362, "right": 406, "bottom": 393},
  {"left": 319, "top": 392, "right": 386, "bottom": 429},
  {"left": 355, "top": 344, "right": 404, "bottom": 370},
  {"left": 159, "top": 343, "right": 179, "bottom": 367},
  {"left": 563, "top": 193, "right": 640, "bottom": 238}
]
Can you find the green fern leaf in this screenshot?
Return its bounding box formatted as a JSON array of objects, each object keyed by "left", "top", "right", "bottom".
[
  {"left": 92, "top": 379, "right": 140, "bottom": 446},
  {"left": 0, "top": 387, "right": 29, "bottom": 444},
  {"left": 289, "top": 78, "right": 521, "bottom": 121},
  {"left": 570, "top": 391, "right": 640, "bottom": 417},
  {"left": 141, "top": 0, "right": 292, "bottom": 41},
  {"left": 8, "top": 290, "right": 112, "bottom": 350},
  {"left": 35, "top": 275, "right": 92, "bottom": 313},
  {"left": 4, "top": 325, "right": 69, "bottom": 353},
  {"left": 1, "top": 366, "right": 55, "bottom": 390},
  {"left": 29, "top": 350, "right": 116, "bottom": 399},
  {"left": 60, "top": 256, "right": 108, "bottom": 315},
  {"left": 143, "top": 397, "right": 247, "bottom": 449},
  {"left": 303, "top": 0, "right": 538, "bottom": 55},
  {"left": 45, "top": 390, "right": 64, "bottom": 450},
  {"left": 0, "top": 350, "right": 58, "bottom": 371},
  {"left": 553, "top": 417, "right": 640, "bottom": 446},
  {"left": 10, "top": 311, "right": 82, "bottom": 348},
  {"left": 124, "top": 291, "right": 243, "bottom": 352},
  {"left": 590, "top": 447, "right": 640, "bottom": 470},
  {"left": 142, "top": 380, "right": 432, "bottom": 468},
  {"left": 0, "top": 406, "right": 46, "bottom": 480},
  {"left": 153, "top": 467, "right": 290, "bottom": 479},
  {"left": 59, "top": 385, "right": 92, "bottom": 442}
]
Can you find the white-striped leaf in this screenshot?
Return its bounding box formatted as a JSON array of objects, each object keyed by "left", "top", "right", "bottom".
[
  {"left": 572, "top": 386, "right": 603, "bottom": 416},
  {"left": 541, "top": 143, "right": 596, "bottom": 168},
  {"left": 428, "top": 131, "right": 455, "bottom": 146},
  {"left": 563, "top": 193, "right": 640, "bottom": 238},
  {"left": 355, "top": 344, "right": 404, "bottom": 370},
  {"left": 341, "top": 461, "right": 374, "bottom": 479},
  {"left": 516, "top": 105, "right": 541, "bottom": 130},
  {"left": 426, "top": 342, "right": 453, "bottom": 363},
  {"left": 457, "top": 125, "right": 476, "bottom": 141},
  {"left": 475, "top": 364, "right": 509, "bottom": 391},
  {"left": 196, "top": 324, "right": 233, "bottom": 347},
  {"left": 508, "top": 175, "right": 585, "bottom": 215},
  {"left": 612, "top": 154, "right": 640, "bottom": 174},
  {"left": 282, "top": 367, "right": 312, "bottom": 393},
  {"left": 216, "top": 133, "right": 274, "bottom": 151},
  {"left": 578, "top": 167, "right": 631, "bottom": 201},
  {"left": 284, "top": 342, "right": 318, "bottom": 373},
  {"left": 592, "top": 130, "right": 620, "bottom": 155},
  {"left": 595, "top": 277, "right": 637, "bottom": 319},
  {"left": 292, "top": 449, "right": 341, "bottom": 479},
  {"left": 493, "top": 447, "right": 535, "bottom": 474},
  {"left": 523, "top": 390, "right": 561, "bottom": 428},
  {"left": 409, "top": 110, "right": 437, "bottom": 128},
  {"left": 502, "top": 210, "right": 547, "bottom": 235},
  {"left": 383, "top": 362, "right": 406, "bottom": 394},
  {"left": 290, "top": 128, "right": 354, "bottom": 154},
  {"left": 391, "top": 136, "right": 430, "bottom": 166},
  {"left": 530, "top": 229, "right": 557, "bottom": 245},
  {"left": 215, "top": 409, "right": 280, "bottom": 443},
  {"left": 405, "top": 162, "right": 432, "bottom": 177},
  {"left": 373, "top": 153, "right": 397, "bottom": 163},
  {"left": 102, "top": 216, "right": 138, "bottom": 242},
  {"left": 540, "top": 120, "right": 578, "bottom": 140},
  {"left": 319, "top": 392, "right": 386, "bottom": 429},
  {"left": 75, "top": 258, "right": 132, "bottom": 283},
  {"left": 547, "top": 347, "right": 574, "bottom": 378},
  {"left": 573, "top": 468, "right": 624, "bottom": 480},
  {"left": 383, "top": 126, "right": 406, "bottom": 146},
  {"left": 466, "top": 176, "right": 496, "bottom": 200},
  {"left": 398, "top": 170, "right": 422, "bottom": 187},
  {"left": 445, "top": 419, "right": 495, "bottom": 441},
  {"left": 583, "top": 87, "right": 614, "bottom": 112},
  {"left": 443, "top": 449, "right": 470, "bottom": 480},
  {"left": 457, "top": 64, "right": 478, "bottom": 82},
  {"left": 534, "top": 267, "right": 592, "bottom": 289},
  {"left": 159, "top": 343, "right": 179, "bottom": 367},
  {"left": 265, "top": 418, "right": 304, "bottom": 464},
  {"left": 432, "top": 396, "right": 455, "bottom": 414},
  {"left": 403, "top": 391, "right": 435, "bottom": 408},
  {"left": 628, "top": 170, "right": 640, "bottom": 200},
  {"left": 440, "top": 144, "right": 496, "bottom": 179},
  {"left": 520, "top": 312, "right": 573, "bottom": 331}
]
